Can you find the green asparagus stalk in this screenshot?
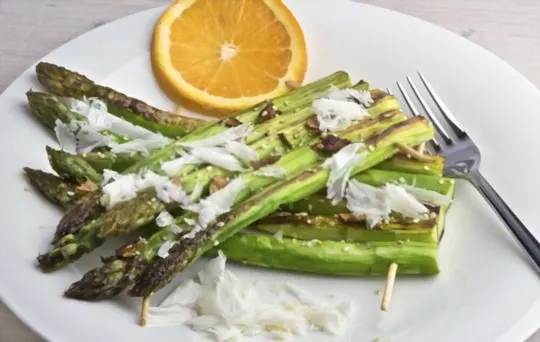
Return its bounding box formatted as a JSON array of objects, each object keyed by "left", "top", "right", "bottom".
[
  {"left": 376, "top": 153, "right": 445, "bottom": 176},
  {"left": 64, "top": 113, "right": 418, "bottom": 300},
  {"left": 255, "top": 214, "right": 440, "bottom": 244},
  {"left": 284, "top": 169, "right": 454, "bottom": 215},
  {"left": 36, "top": 62, "right": 211, "bottom": 137},
  {"left": 68, "top": 116, "right": 430, "bottom": 299},
  {"left": 36, "top": 63, "right": 354, "bottom": 138},
  {"left": 212, "top": 233, "right": 439, "bottom": 276},
  {"left": 23, "top": 168, "right": 81, "bottom": 209},
  {"left": 43, "top": 108, "right": 405, "bottom": 274},
  {"left": 128, "top": 116, "right": 434, "bottom": 298},
  {"left": 46, "top": 146, "right": 102, "bottom": 184}
]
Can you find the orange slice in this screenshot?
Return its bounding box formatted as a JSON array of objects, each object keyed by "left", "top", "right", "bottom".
[{"left": 152, "top": 0, "right": 308, "bottom": 117}]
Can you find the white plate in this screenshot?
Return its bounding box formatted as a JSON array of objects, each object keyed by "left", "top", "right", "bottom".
[{"left": 1, "top": 1, "right": 540, "bottom": 341}]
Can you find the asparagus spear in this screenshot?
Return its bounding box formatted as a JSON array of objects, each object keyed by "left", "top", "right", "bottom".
[
  {"left": 35, "top": 62, "right": 211, "bottom": 137},
  {"left": 284, "top": 169, "right": 454, "bottom": 215},
  {"left": 212, "top": 233, "right": 439, "bottom": 276},
  {"left": 46, "top": 146, "right": 102, "bottom": 185},
  {"left": 376, "top": 153, "right": 445, "bottom": 176},
  {"left": 23, "top": 168, "right": 81, "bottom": 209},
  {"left": 43, "top": 108, "right": 405, "bottom": 274},
  {"left": 36, "top": 63, "right": 353, "bottom": 138}
]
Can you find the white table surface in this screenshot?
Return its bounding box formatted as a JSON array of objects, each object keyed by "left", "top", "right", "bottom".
[{"left": 1, "top": 1, "right": 539, "bottom": 341}]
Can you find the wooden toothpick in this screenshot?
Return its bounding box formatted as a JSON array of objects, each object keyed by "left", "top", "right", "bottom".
[
  {"left": 380, "top": 263, "right": 398, "bottom": 311},
  {"left": 139, "top": 294, "right": 152, "bottom": 326}
]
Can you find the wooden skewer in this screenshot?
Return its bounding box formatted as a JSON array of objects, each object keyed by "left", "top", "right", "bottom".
[
  {"left": 416, "top": 142, "right": 426, "bottom": 154},
  {"left": 139, "top": 295, "right": 152, "bottom": 326},
  {"left": 380, "top": 263, "right": 398, "bottom": 311}
]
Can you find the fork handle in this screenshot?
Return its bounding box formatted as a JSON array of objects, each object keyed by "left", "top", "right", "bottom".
[{"left": 470, "top": 170, "right": 540, "bottom": 270}]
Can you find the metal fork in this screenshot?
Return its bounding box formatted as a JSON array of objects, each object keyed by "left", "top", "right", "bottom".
[{"left": 392, "top": 72, "right": 540, "bottom": 270}]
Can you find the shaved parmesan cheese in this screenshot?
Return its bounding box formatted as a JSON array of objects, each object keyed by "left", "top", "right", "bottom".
[
  {"left": 101, "top": 170, "right": 189, "bottom": 209},
  {"left": 326, "top": 87, "right": 373, "bottom": 107},
  {"left": 147, "top": 252, "right": 355, "bottom": 341},
  {"left": 68, "top": 98, "right": 159, "bottom": 139},
  {"left": 273, "top": 230, "right": 284, "bottom": 240},
  {"left": 184, "top": 218, "right": 196, "bottom": 226},
  {"left": 185, "top": 178, "right": 247, "bottom": 230},
  {"left": 109, "top": 133, "right": 171, "bottom": 156},
  {"left": 313, "top": 99, "right": 369, "bottom": 132},
  {"left": 400, "top": 184, "right": 453, "bottom": 206},
  {"left": 178, "top": 124, "right": 253, "bottom": 148},
  {"left": 224, "top": 140, "right": 259, "bottom": 162},
  {"left": 345, "top": 181, "right": 430, "bottom": 227},
  {"left": 323, "top": 143, "right": 365, "bottom": 204},
  {"left": 54, "top": 119, "right": 112, "bottom": 154},
  {"left": 312, "top": 88, "right": 373, "bottom": 132},
  {"left": 157, "top": 240, "right": 177, "bottom": 258},
  {"left": 256, "top": 165, "right": 289, "bottom": 178},
  {"left": 385, "top": 184, "right": 429, "bottom": 218},
  {"left": 189, "top": 147, "right": 247, "bottom": 172},
  {"left": 161, "top": 155, "right": 203, "bottom": 177},
  {"left": 166, "top": 225, "right": 183, "bottom": 234},
  {"left": 58, "top": 98, "right": 172, "bottom": 155},
  {"left": 156, "top": 210, "right": 175, "bottom": 227}
]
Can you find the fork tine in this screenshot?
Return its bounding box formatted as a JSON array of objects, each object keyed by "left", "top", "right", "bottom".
[
  {"left": 386, "top": 87, "right": 392, "bottom": 95},
  {"left": 393, "top": 83, "right": 441, "bottom": 152},
  {"left": 406, "top": 76, "right": 453, "bottom": 145},
  {"left": 396, "top": 81, "right": 420, "bottom": 116},
  {"left": 417, "top": 71, "right": 467, "bottom": 137}
]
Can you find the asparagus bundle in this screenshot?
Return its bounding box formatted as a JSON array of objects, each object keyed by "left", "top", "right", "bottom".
[
  {"left": 63, "top": 116, "right": 433, "bottom": 300},
  {"left": 24, "top": 65, "right": 456, "bottom": 324},
  {"left": 37, "top": 83, "right": 402, "bottom": 273}
]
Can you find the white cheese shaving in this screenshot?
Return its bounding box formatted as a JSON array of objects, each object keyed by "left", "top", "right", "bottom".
[
  {"left": 323, "top": 143, "right": 365, "bottom": 204},
  {"left": 157, "top": 240, "right": 177, "bottom": 258},
  {"left": 311, "top": 87, "right": 373, "bottom": 133},
  {"left": 147, "top": 252, "right": 355, "bottom": 341},
  {"left": 256, "top": 165, "right": 289, "bottom": 178},
  {"left": 325, "top": 87, "right": 374, "bottom": 107},
  {"left": 160, "top": 155, "right": 203, "bottom": 177},
  {"left": 345, "top": 181, "right": 429, "bottom": 227},
  {"left": 57, "top": 98, "right": 172, "bottom": 155},
  {"left": 189, "top": 147, "right": 247, "bottom": 172},
  {"left": 108, "top": 133, "right": 171, "bottom": 156},
  {"left": 178, "top": 124, "right": 253, "bottom": 148},
  {"left": 68, "top": 98, "right": 160, "bottom": 139},
  {"left": 100, "top": 170, "right": 190, "bottom": 209},
  {"left": 166, "top": 225, "right": 183, "bottom": 234},
  {"left": 185, "top": 178, "right": 247, "bottom": 231},
  {"left": 156, "top": 210, "right": 175, "bottom": 227},
  {"left": 273, "top": 230, "right": 284, "bottom": 240},
  {"left": 399, "top": 184, "right": 453, "bottom": 206},
  {"left": 54, "top": 119, "right": 112, "bottom": 154},
  {"left": 183, "top": 218, "right": 196, "bottom": 226},
  {"left": 224, "top": 140, "right": 259, "bottom": 162}
]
